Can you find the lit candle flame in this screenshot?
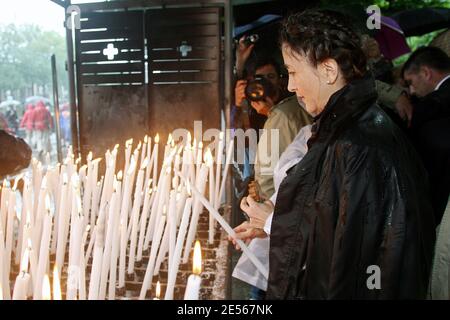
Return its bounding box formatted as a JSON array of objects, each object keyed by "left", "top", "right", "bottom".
[
  {"left": 156, "top": 281, "right": 161, "bottom": 299},
  {"left": 167, "top": 133, "right": 173, "bottom": 145},
  {"left": 155, "top": 133, "right": 160, "bottom": 144},
  {"left": 114, "top": 144, "right": 120, "bottom": 150},
  {"left": 126, "top": 138, "right": 133, "bottom": 147},
  {"left": 117, "top": 170, "right": 123, "bottom": 181},
  {"left": 193, "top": 240, "right": 202, "bottom": 275},
  {"left": 87, "top": 151, "right": 93, "bottom": 162},
  {"left": 42, "top": 274, "right": 51, "bottom": 300},
  {"left": 144, "top": 135, "right": 148, "bottom": 143},
  {"left": 53, "top": 264, "right": 62, "bottom": 300},
  {"left": 137, "top": 141, "right": 142, "bottom": 150}
]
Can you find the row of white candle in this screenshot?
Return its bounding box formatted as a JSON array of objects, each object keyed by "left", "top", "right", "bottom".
[{"left": 0, "top": 130, "right": 235, "bottom": 300}]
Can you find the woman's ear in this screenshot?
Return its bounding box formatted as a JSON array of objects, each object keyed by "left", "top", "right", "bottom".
[{"left": 319, "top": 58, "right": 340, "bottom": 84}]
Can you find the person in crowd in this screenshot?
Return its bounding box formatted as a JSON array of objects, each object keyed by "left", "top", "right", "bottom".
[
  {"left": 230, "top": 9, "right": 436, "bottom": 299},
  {"left": 31, "top": 100, "right": 53, "bottom": 160},
  {"left": 402, "top": 46, "right": 450, "bottom": 226},
  {"left": 20, "top": 103, "right": 35, "bottom": 147},
  {"left": 4, "top": 105, "right": 19, "bottom": 135}
]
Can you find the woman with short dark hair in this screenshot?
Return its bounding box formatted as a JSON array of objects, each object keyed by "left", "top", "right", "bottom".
[{"left": 232, "top": 9, "right": 436, "bottom": 299}]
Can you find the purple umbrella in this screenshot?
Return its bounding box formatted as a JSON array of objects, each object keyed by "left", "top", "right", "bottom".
[{"left": 373, "top": 14, "right": 411, "bottom": 60}]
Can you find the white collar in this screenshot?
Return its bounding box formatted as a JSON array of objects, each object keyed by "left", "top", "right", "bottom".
[{"left": 435, "top": 74, "right": 450, "bottom": 91}]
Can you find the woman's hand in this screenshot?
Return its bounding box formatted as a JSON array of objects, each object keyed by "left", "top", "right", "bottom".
[
  {"left": 228, "top": 221, "right": 267, "bottom": 251},
  {"left": 240, "top": 196, "right": 274, "bottom": 229}
]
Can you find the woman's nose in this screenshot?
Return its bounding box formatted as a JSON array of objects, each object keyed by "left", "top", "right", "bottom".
[{"left": 287, "top": 76, "right": 296, "bottom": 93}]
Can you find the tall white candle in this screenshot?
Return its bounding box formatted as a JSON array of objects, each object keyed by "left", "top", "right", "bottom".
[
  {"left": 0, "top": 221, "right": 10, "bottom": 300},
  {"left": 98, "top": 183, "right": 119, "bottom": 300},
  {"left": 205, "top": 149, "right": 215, "bottom": 244},
  {"left": 42, "top": 274, "right": 51, "bottom": 300},
  {"left": 88, "top": 218, "right": 105, "bottom": 300},
  {"left": 139, "top": 214, "right": 166, "bottom": 300},
  {"left": 217, "top": 138, "right": 235, "bottom": 211},
  {"left": 108, "top": 175, "right": 122, "bottom": 300},
  {"left": 136, "top": 182, "right": 153, "bottom": 262},
  {"left": 13, "top": 248, "right": 31, "bottom": 300},
  {"left": 175, "top": 171, "right": 269, "bottom": 279},
  {"left": 0, "top": 180, "right": 9, "bottom": 236},
  {"left": 182, "top": 165, "right": 209, "bottom": 263},
  {"left": 55, "top": 174, "right": 69, "bottom": 272},
  {"left": 165, "top": 197, "right": 193, "bottom": 300},
  {"left": 118, "top": 157, "right": 137, "bottom": 288},
  {"left": 127, "top": 159, "right": 148, "bottom": 275},
  {"left": 184, "top": 240, "right": 202, "bottom": 300},
  {"left": 152, "top": 134, "right": 160, "bottom": 190},
  {"left": 33, "top": 196, "right": 53, "bottom": 300},
  {"left": 5, "top": 186, "right": 16, "bottom": 278},
  {"left": 214, "top": 132, "right": 224, "bottom": 209},
  {"left": 168, "top": 189, "right": 177, "bottom": 272},
  {"left": 53, "top": 264, "right": 62, "bottom": 300}
]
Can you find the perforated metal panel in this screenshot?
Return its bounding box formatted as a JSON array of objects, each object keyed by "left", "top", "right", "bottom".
[
  {"left": 146, "top": 7, "right": 223, "bottom": 146},
  {"left": 77, "top": 11, "right": 145, "bottom": 86},
  {"left": 73, "top": 6, "right": 223, "bottom": 164}
]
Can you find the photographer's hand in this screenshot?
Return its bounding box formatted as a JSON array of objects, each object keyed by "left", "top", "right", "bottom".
[
  {"left": 250, "top": 96, "right": 274, "bottom": 116},
  {"left": 235, "top": 80, "right": 248, "bottom": 107},
  {"left": 235, "top": 36, "right": 255, "bottom": 78}
]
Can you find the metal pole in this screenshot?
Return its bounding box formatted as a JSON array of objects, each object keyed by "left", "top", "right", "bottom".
[
  {"left": 66, "top": 12, "right": 80, "bottom": 157},
  {"left": 51, "top": 54, "right": 63, "bottom": 164},
  {"left": 223, "top": 0, "right": 234, "bottom": 301}
]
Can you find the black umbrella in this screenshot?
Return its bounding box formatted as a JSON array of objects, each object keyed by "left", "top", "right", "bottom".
[{"left": 391, "top": 8, "right": 450, "bottom": 37}]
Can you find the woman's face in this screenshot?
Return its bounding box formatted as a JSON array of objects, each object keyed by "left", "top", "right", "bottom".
[{"left": 282, "top": 44, "right": 343, "bottom": 117}]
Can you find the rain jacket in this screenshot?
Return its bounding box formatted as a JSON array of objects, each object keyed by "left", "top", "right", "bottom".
[
  {"left": 266, "top": 75, "right": 436, "bottom": 300},
  {"left": 20, "top": 105, "right": 35, "bottom": 131},
  {"left": 31, "top": 102, "right": 53, "bottom": 131}
]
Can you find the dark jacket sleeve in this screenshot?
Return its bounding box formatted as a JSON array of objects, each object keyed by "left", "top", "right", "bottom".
[
  {"left": 411, "top": 88, "right": 450, "bottom": 129},
  {"left": 0, "top": 130, "right": 32, "bottom": 177}
]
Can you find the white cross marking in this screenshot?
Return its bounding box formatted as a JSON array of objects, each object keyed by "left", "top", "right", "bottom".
[
  {"left": 178, "top": 44, "right": 192, "bottom": 57},
  {"left": 103, "top": 43, "right": 119, "bottom": 60}
]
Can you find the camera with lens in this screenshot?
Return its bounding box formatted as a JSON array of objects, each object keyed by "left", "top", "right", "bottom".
[
  {"left": 243, "top": 34, "right": 259, "bottom": 46},
  {"left": 245, "top": 76, "right": 276, "bottom": 102}
]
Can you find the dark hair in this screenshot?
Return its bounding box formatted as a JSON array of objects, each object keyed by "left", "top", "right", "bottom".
[
  {"left": 244, "top": 52, "right": 283, "bottom": 78},
  {"left": 280, "top": 9, "right": 367, "bottom": 82},
  {"left": 402, "top": 46, "right": 450, "bottom": 77}
]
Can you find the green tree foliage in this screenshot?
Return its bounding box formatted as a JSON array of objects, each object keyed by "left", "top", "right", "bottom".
[{"left": 0, "top": 24, "right": 67, "bottom": 99}]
